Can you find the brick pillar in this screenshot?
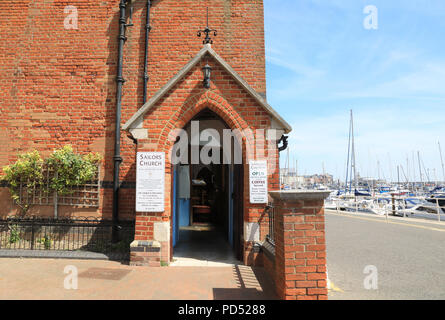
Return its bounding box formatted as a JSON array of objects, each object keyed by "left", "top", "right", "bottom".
[
  {"left": 130, "top": 240, "right": 161, "bottom": 267},
  {"left": 129, "top": 215, "right": 170, "bottom": 267},
  {"left": 129, "top": 214, "right": 161, "bottom": 267},
  {"left": 269, "top": 191, "right": 330, "bottom": 300}
]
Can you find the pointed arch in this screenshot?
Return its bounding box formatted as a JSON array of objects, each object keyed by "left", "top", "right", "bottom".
[{"left": 157, "top": 90, "right": 250, "bottom": 154}]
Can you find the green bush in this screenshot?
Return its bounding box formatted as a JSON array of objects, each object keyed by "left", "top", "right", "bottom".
[
  {"left": 37, "top": 235, "right": 52, "bottom": 250},
  {"left": 46, "top": 145, "right": 102, "bottom": 196},
  {"left": 8, "top": 224, "right": 21, "bottom": 244},
  {"left": 1, "top": 146, "right": 102, "bottom": 215},
  {"left": 2, "top": 150, "right": 44, "bottom": 214}
]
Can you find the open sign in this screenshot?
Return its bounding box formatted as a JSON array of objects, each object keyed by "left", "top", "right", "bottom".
[{"left": 249, "top": 160, "right": 268, "bottom": 204}]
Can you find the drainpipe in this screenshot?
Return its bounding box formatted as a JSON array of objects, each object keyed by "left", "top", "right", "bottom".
[
  {"left": 143, "top": 0, "right": 152, "bottom": 105},
  {"left": 112, "top": 0, "right": 131, "bottom": 242}
]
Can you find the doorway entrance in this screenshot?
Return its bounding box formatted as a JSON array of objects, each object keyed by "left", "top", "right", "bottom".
[{"left": 170, "top": 109, "right": 244, "bottom": 266}]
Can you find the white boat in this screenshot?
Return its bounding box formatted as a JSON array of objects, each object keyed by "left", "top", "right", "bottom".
[
  {"left": 342, "top": 198, "right": 389, "bottom": 215},
  {"left": 399, "top": 198, "right": 443, "bottom": 215}
]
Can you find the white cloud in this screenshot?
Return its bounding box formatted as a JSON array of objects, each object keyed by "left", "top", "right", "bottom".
[
  {"left": 334, "top": 62, "right": 445, "bottom": 100},
  {"left": 266, "top": 55, "right": 326, "bottom": 78}
]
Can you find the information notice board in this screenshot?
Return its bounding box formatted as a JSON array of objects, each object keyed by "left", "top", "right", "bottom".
[
  {"left": 136, "top": 152, "right": 165, "bottom": 212},
  {"left": 249, "top": 160, "right": 268, "bottom": 204}
]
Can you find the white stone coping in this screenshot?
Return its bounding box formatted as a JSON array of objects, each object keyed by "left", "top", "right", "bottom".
[
  {"left": 268, "top": 190, "right": 331, "bottom": 202},
  {"left": 130, "top": 240, "right": 161, "bottom": 248}
]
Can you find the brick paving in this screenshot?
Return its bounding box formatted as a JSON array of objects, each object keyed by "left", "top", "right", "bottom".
[{"left": 0, "top": 258, "right": 277, "bottom": 300}]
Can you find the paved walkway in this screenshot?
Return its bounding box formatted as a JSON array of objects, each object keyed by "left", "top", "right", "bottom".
[
  {"left": 0, "top": 258, "right": 277, "bottom": 300},
  {"left": 325, "top": 210, "right": 445, "bottom": 299},
  {"left": 171, "top": 228, "right": 240, "bottom": 267}
]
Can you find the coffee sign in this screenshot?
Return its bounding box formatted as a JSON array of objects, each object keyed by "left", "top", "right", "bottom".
[{"left": 249, "top": 160, "right": 268, "bottom": 204}]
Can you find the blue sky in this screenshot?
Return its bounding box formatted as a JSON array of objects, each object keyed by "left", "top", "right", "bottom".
[{"left": 264, "top": 0, "right": 445, "bottom": 183}]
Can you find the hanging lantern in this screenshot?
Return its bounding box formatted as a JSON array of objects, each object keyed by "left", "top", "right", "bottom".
[{"left": 202, "top": 64, "right": 212, "bottom": 89}]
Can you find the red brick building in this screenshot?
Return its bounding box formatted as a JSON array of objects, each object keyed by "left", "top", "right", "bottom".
[{"left": 0, "top": 0, "right": 292, "bottom": 266}]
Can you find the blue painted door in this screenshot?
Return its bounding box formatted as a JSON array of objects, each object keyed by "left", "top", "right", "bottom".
[
  {"left": 179, "top": 199, "right": 191, "bottom": 227},
  {"left": 228, "top": 164, "right": 234, "bottom": 247},
  {"left": 172, "top": 167, "right": 179, "bottom": 247}
]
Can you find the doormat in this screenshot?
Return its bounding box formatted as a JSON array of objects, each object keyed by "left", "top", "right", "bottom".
[{"left": 180, "top": 224, "right": 215, "bottom": 231}]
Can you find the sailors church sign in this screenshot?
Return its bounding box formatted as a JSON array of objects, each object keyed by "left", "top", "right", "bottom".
[{"left": 136, "top": 152, "right": 165, "bottom": 213}]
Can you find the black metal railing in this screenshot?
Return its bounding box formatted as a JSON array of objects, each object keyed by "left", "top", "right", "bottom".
[
  {"left": 0, "top": 216, "right": 134, "bottom": 254},
  {"left": 265, "top": 203, "right": 275, "bottom": 246}
]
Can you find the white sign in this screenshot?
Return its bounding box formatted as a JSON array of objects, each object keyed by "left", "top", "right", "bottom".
[
  {"left": 249, "top": 160, "right": 268, "bottom": 204},
  {"left": 136, "top": 152, "right": 165, "bottom": 212}
]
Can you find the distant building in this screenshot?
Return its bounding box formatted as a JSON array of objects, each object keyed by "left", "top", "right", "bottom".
[
  {"left": 309, "top": 174, "right": 334, "bottom": 185},
  {"left": 280, "top": 170, "right": 333, "bottom": 188},
  {"left": 281, "top": 174, "right": 305, "bottom": 188}
]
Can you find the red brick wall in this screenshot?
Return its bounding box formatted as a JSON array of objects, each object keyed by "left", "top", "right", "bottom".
[
  {"left": 0, "top": 0, "right": 270, "bottom": 220},
  {"left": 263, "top": 250, "right": 275, "bottom": 285},
  {"left": 272, "top": 197, "right": 328, "bottom": 300}
]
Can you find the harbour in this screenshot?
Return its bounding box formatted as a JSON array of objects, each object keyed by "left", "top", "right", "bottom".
[{"left": 280, "top": 110, "right": 445, "bottom": 223}]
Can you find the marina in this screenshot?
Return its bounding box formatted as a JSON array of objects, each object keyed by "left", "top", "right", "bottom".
[{"left": 280, "top": 110, "right": 445, "bottom": 223}]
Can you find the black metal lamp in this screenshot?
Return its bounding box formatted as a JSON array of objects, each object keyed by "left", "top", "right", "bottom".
[{"left": 202, "top": 63, "right": 212, "bottom": 89}]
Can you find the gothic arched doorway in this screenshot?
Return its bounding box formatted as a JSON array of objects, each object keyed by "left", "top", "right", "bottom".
[{"left": 170, "top": 108, "right": 244, "bottom": 266}]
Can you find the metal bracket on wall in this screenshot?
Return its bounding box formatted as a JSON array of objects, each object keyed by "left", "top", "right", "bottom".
[{"left": 277, "top": 135, "right": 289, "bottom": 152}]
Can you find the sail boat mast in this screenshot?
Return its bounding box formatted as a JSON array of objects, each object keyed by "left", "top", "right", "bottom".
[
  {"left": 345, "top": 111, "right": 352, "bottom": 193},
  {"left": 287, "top": 145, "right": 290, "bottom": 176},
  {"left": 377, "top": 160, "right": 381, "bottom": 181},
  {"left": 350, "top": 110, "right": 358, "bottom": 193},
  {"left": 418, "top": 151, "right": 424, "bottom": 188},
  {"left": 439, "top": 141, "right": 445, "bottom": 184},
  {"left": 296, "top": 159, "right": 298, "bottom": 188}
]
